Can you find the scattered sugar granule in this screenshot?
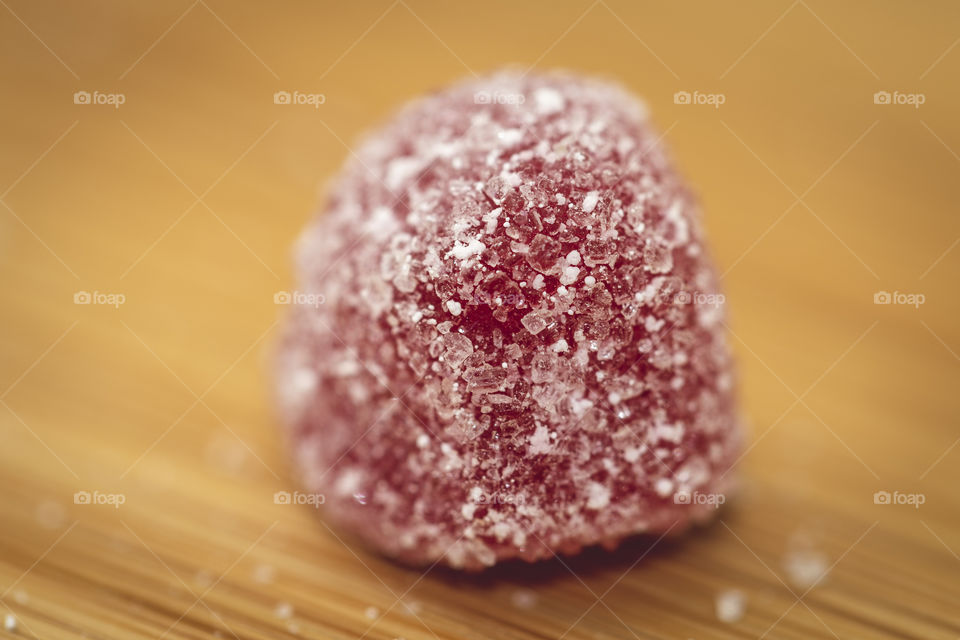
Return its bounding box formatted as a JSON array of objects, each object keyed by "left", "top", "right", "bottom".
[
  {"left": 4, "top": 614, "right": 17, "bottom": 632},
  {"left": 715, "top": 589, "right": 745, "bottom": 623},
  {"left": 274, "top": 602, "right": 294, "bottom": 619},
  {"left": 194, "top": 570, "right": 215, "bottom": 589},
  {"left": 401, "top": 600, "right": 423, "bottom": 616},
  {"left": 783, "top": 548, "right": 829, "bottom": 590},
  {"left": 364, "top": 606, "right": 380, "bottom": 620},
  {"left": 510, "top": 588, "right": 538, "bottom": 609},
  {"left": 252, "top": 563, "right": 275, "bottom": 585}
]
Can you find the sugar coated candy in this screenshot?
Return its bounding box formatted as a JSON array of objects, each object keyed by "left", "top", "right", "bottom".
[{"left": 276, "top": 72, "right": 741, "bottom": 569}]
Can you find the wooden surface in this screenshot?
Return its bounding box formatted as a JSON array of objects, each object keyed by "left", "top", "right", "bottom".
[{"left": 1, "top": 1, "right": 959, "bottom": 638}]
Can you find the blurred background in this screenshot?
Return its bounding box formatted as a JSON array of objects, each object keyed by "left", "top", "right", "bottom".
[{"left": 1, "top": 1, "right": 958, "bottom": 638}]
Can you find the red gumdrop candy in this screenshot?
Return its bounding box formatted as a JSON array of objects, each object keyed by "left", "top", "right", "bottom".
[{"left": 276, "top": 72, "right": 741, "bottom": 570}]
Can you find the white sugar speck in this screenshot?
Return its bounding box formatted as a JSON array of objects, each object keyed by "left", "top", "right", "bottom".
[
  {"left": 194, "top": 570, "right": 214, "bottom": 589},
  {"left": 274, "top": 602, "right": 294, "bottom": 619},
  {"left": 447, "top": 238, "right": 485, "bottom": 261},
  {"left": 401, "top": 600, "right": 423, "bottom": 616},
  {"left": 364, "top": 606, "right": 380, "bottom": 620},
  {"left": 715, "top": 589, "right": 745, "bottom": 623},
  {"left": 252, "top": 563, "right": 275, "bottom": 584},
  {"left": 586, "top": 481, "right": 611, "bottom": 510},
  {"left": 498, "top": 129, "right": 523, "bottom": 145},
  {"left": 569, "top": 396, "right": 593, "bottom": 417},
  {"left": 528, "top": 424, "right": 552, "bottom": 455},
  {"left": 4, "top": 614, "right": 16, "bottom": 632},
  {"left": 386, "top": 157, "right": 422, "bottom": 190},
  {"left": 446, "top": 300, "right": 463, "bottom": 316},
  {"left": 582, "top": 191, "right": 599, "bottom": 213},
  {"left": 654, "top": 477, "right": 674, "bottom": 498},
  {"left": 510, "top": 588, "right": 538, "bottom": 609},
  {"left": 783, "top": 548, "right": 829, "bottom": 590},
  {"left": 560, "top": 266, "right": 580, "bottom": 285},
  {"left": 534, "top": 87, "right": 565, "bottom": 114},
  {"left": 521, "top": 312, "right": 547, "bottom": 335}
]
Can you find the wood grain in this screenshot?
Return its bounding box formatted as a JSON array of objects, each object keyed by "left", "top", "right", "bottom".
[{"left": 1, "top": 1, "right": 959, "bottom": 638}]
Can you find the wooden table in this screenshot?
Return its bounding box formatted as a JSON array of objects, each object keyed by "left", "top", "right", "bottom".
[{"left": 2, "top": 1, "right": 958, "bottom": 638}]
